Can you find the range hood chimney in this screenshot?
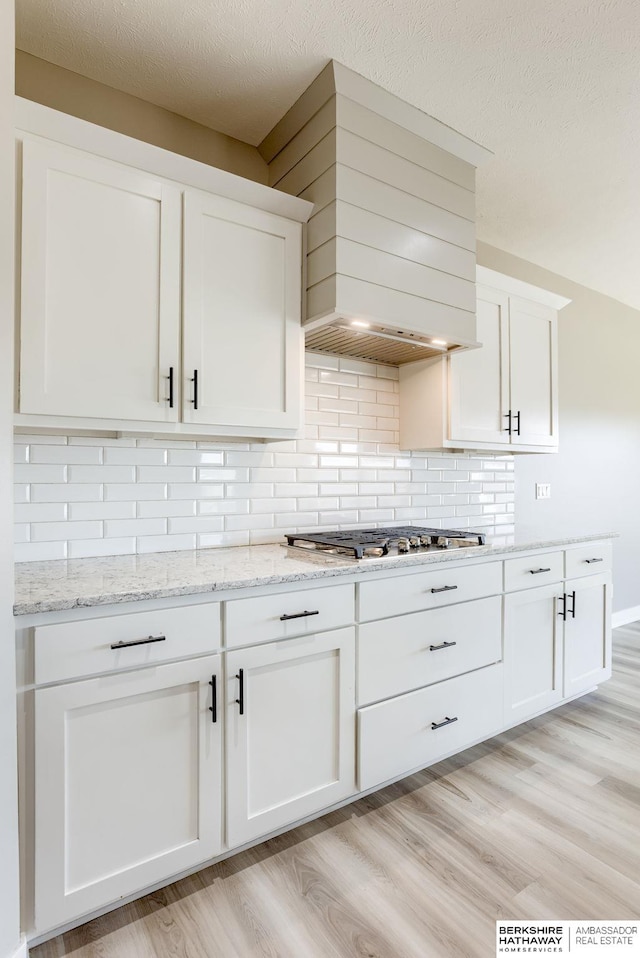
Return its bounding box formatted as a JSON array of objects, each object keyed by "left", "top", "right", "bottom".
[{"left": 259, "top": 62, "right": 492, "bottom": 365}]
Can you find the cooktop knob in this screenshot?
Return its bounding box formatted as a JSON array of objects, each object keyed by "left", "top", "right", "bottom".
[{"left": 397, "top": 537, "right": 411, "bottom": 553}]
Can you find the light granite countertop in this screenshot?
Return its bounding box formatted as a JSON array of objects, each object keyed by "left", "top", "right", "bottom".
[{"left": 14, "top": 533, "right": 616, "bottom": 616}]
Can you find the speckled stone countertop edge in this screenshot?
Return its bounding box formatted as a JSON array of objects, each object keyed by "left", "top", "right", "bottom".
[{"left": 14, "top": 532, "right": 617, "bottom": 616}]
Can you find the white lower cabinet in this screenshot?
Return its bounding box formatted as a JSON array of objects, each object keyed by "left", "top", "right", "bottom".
[
  {"left": 34, "top": 655, "right": 222, "bottom": 933},
  {"left": 225, "top": 627, "right": 356, "bottom": 849},
  {"left": 563, "top": 573, "right": 611, "bottom": 698},
  {"left": 23, "top": 544, "right": 614, "bottom": 941},
  {"left": 503, "top": 583, "right": 563, "bottom": 725},
  {"left": 358, "top": 664, "right": 504, "bottom": 792}
]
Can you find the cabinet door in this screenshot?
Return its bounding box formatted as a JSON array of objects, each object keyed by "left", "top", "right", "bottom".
[
  {"left": 563, "top": 574, "right": 612, "bottom": 698},
  {"left": 20, "top": 138, "right": 181, "bottom": 422},
  {"left": 509, "top": 295, "right": 558, "bottom": 446},
  {"left": 504, "top": 584, "right": 563, "bottom": 724},
  {"left": 182, "top": 191, "right": 302, "bottom": 435},
  {"left": 34, "top": 656, "right": 221, "bottom": 933},
  {"left": 226, "top": 628, "right": 356, "bottom": 849},
  {"left": 448, "top": 285, "right": 510, "bottom": 446}
]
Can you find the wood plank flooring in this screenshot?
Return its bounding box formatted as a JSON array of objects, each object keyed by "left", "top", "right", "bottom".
[{"left": 32, "top": 627, "right": 640, "bottom": 958}]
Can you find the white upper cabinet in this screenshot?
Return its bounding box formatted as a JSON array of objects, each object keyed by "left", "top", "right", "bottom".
[
  {"left": 15, "top": 99, "right": 311, "bottom": 439},
  {"left": 182, "top": 191, "right": 302, "bottom": 432},
  {"left": 399, "top": 267, "right": 570, "bottom": 453},
  {"left": 20, "top": 139, "right": 181, "bottom": 423}
]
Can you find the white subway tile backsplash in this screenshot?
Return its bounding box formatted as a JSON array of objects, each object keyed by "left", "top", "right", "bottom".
[{"left": 14, "top": 356, "right": 515, "bottom": 560}]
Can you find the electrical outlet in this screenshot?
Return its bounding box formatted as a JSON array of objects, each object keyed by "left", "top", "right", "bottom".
[{"left": 536, "top": 483, "right": 551, "bottom": 500}]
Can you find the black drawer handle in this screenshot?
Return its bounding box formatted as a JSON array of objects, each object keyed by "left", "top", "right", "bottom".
[
  {"left": 209, "top": 675, "right": 217, "bottom": 724},
  {"left": 568, "top": 590, "right": 576, "bottom": 618},
  {"left": 530, "top": 567, "right": 551, "bottom": 574},
  {"left": 429, "top": 641, "right": 457, "bottom": 652},
  {"left": 430, "top": 585, "right": 458, "bottom": 594},
  {"left": 167, "top": 366, "right": 174, "bottom": 408},
  {"left": 585, "top": 557, "right": 603, "bottom": 564},
  {"left": 431, "top": 716, "right": 458, "bottom": 730},
  {"left": 235, "top": 669, "right": 244, "bottom": 715},
  {"left": 279, "top": 610, "right": 320, "bottom": 621},
  {"left": 192, "top": 369, "right": 199, "bottom": 410},
  {"left": 558, "top": 593, "right": 567, "bottom": 620},
  {"left": 110, "top": 634, "right": 166, "bottom": 650}
]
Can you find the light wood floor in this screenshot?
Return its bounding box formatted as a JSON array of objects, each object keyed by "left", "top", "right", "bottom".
[{"left": 33, "top": 627, "right": 640, "bottom": 958}]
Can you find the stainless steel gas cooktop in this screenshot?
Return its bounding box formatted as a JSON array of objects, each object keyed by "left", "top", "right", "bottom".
[{"left": 284, "top": 526, "right": 486, "bottom": 560}]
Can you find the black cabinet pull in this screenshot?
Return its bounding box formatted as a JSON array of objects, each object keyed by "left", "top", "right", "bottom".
[
  {"left": 192, "top": 369, "right": 199, "bottom": 410},
  {"left": 279, "top": 609, "right": 320, "bottom": 622},
  {"left": 530, "top": 567, "right": 551, "bottom": 575},
  {"left": 167, "top": 367, "right": 174, "bottom": 408},
  {"left": 514, "top": 411, "right": 521, "bottom": 436},
  {"left": 235, "top": 669, "right": 244, "bottom": 715},
  {"left": 504, "top": 410, "right": 512, "bottom": 435},
  {"left": 429, "top": 640, "right": 457, "bottom": 652},
  {"left": 585, "top": 557, "right": 603, "bottom": 564},
  {"left": 568, "top": 590, "right": 576, "bottom": 618},
  {"left": 430, "top": 585, "right": 458, "bottom": 594},
  {"left": 431, "top": 716, "right": 458, "bottom": 730},
  {"left": 557, "top": 594, "right": 567, "bottom": 620},
  {"left": 110, "top": 634, "right": 166, "bottom": 650},
  {"left": 209, "top": 675, "right": 217, "bottom": 724}
]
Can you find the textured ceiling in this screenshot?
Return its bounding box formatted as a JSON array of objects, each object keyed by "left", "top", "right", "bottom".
[{"left": 16, "top": 0, "right": 640, "bottom": 309}]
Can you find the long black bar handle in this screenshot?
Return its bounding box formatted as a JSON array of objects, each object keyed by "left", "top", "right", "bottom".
[
  {"left": 192, "top": 369, "right": 199, "bottom": 410},
  {"left": 235, "top": 668, "right": 244, "bottom": 715},
  {"left": 279, "top": 609, "right": 320, "bottom": 621},
  {"left": 568, "top": 590, "right": 576, "bottom": 618},
  {"left": 504, "top": 410, "right": 512, "bottom": 435},
  {"left": 515, "top": 411, "right": 521, "bottom": 436},
  {"left": 429, "top": 640, "right": 457, "bottom": 652},
  {"left": 431, "top": 716, "right": 458, "bottom": 730},
  {"left": 585, "top": 557, "right": 603, "bottom": 564},
  {"left": 167, "top": 367, "right": 174, "bottom": 408},
  {"left": 530, "top": 567, "right": 551, "bottom": 575},
  {"left": 111, "top": 634, "right": 166, "bottom": 650},
  {"left": 430, "top": 585, "right": 458, "bottom": 594},
  {"left": 557, "top": 593, "right": 567, "bottom": 620},
  {"left": 208, "top": 674, "right": 217, "bottom": 724}
]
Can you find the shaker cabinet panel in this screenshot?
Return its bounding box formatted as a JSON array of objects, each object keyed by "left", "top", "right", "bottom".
[
  {"left": 226, "top": 628, "right": 356, "bottom": 849},
  {"left": 34, "top": 656, "right": 222, "bottom": 933},
  {"left": 563, "top": 574, "right": 612, "bottom": 698},
  {"left": 509, "top": 296, "right": 557, "bottom": 446},
  {"left": 19, "top": 138, "right": 181, "bottom": 423},
  {"left": 503, "top": 584, "right": 563, "bottom": 725},
  {"left": 448, "top": 290, "right": 510, "bottom": 446},
  {"left": 182, "top": 191, "right": 302, "bottom": 432}
]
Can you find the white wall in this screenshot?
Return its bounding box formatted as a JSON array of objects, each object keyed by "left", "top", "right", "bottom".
[
  {"left": 478, "top": 242, "right": 640, "bottom": 616},
  {"left": 14, "top": 354, "right": 515, "bottom": 560},
  {"left": 1, "top": 2, "right": 21, "bottom": 957}
]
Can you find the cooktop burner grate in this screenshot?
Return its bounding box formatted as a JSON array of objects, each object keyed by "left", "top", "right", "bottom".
[{"left": 284, "top": 526, "right": 485, "bottom": 559}]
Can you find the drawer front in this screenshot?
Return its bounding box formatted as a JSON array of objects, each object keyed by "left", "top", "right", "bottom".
[
  {"left": 358, "top": 595, "right": 502, "bottom": 706},
  {"left": 503, "top": 552, "right": 563, "bottom": 592},
  {"left": 225, "top": 583, "right": 354, "bottom": 649},
  {"left": 358, "top": 561, "right": 502, "bottom": 622},
  {"left": 565, "top": 541, "right": 612, "bottom": 579},
  {"left": 358, "top": 664, "right": 504, "bottom": 791},
  {"left": 34, "top": 604, "right": 220, "bottom": 685}
]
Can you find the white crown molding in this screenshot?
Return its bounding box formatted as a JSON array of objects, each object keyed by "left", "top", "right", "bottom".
[{"left": 477, "top": 266, "right": 572, "bottom": 310}]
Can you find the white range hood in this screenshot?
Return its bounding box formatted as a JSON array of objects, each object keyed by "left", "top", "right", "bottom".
[{"left": 260, "top": 62, "right": 492, "bottom": 365}]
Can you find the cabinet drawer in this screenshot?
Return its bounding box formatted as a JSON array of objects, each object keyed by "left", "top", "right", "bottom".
[
  {"left": 358, "top": 595, "right": 502, "bottom": 706},
  {"left": 358, "top": 561, "right": 502, "bottom": 622},
  {"left": 565, "top": 541, "right": 612, "bottom": 579},
  {"left": 225, "top": 583, "right": 354, "bottom": 649},
  {"left": 504, "top": 552, "right": 563, "bottom": 592},
  {"left": 358, "top": 664, "right": 504, "bottom": 791},
  {"left": 34, "top": 604, "right": 221, "bottom": 685}
]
